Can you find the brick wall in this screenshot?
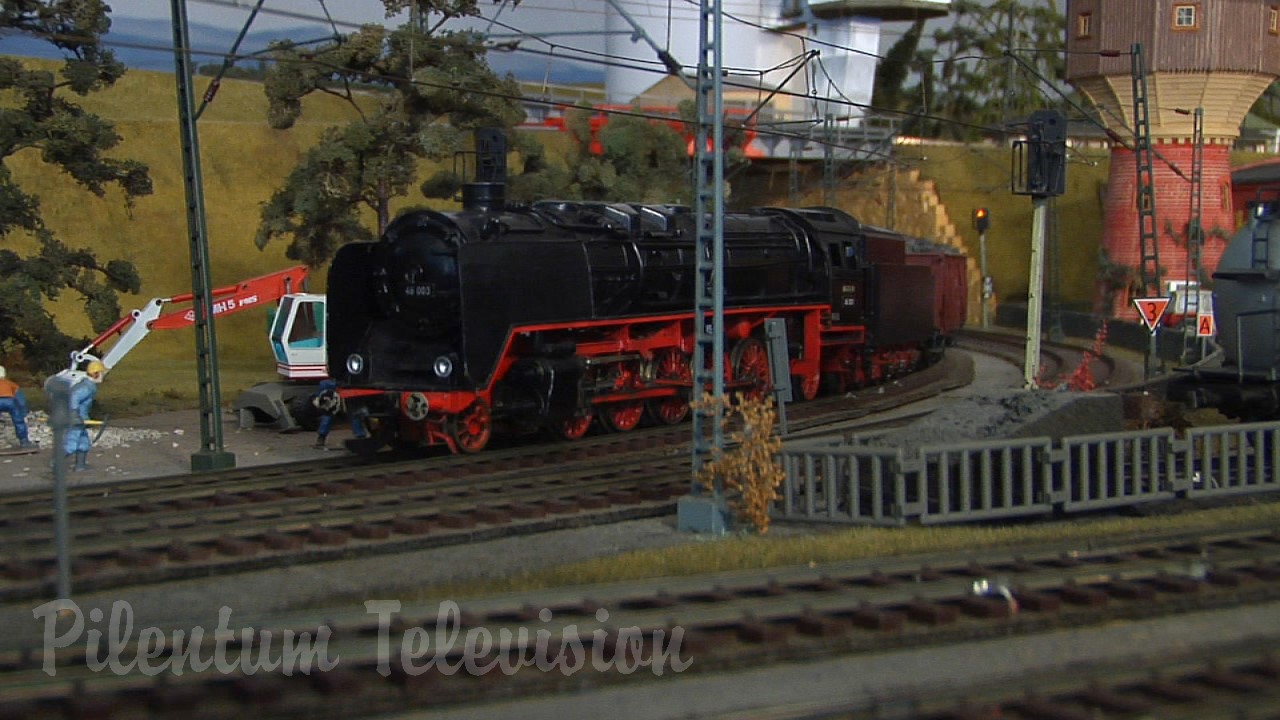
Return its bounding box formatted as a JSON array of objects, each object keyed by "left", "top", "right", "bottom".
[{"left": 1101, "top": 143, "right": 1234, "bottom": 318}]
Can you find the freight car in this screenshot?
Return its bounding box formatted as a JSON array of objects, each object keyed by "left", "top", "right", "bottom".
[
  {"left": 1169, "top": 198, "right": 1280, "bottom": 418},
  {"left": 326, "top": 186, "right": 967, "bottom": 454}
]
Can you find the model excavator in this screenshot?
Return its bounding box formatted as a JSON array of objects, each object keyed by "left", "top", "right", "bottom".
[{"left": 55, "top": 265, "right": 329, "bottom": 430}]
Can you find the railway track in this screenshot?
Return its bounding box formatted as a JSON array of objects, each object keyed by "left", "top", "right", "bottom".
[
  {"left": 0, "top": 332, "right": 1145, "bottom": 604},
  {"left": 6, "top": 526, "right": 1280, "bottom": 718},
  {"left": 905, "top": 639, "right": 1280, "bottom": 720},
  {"left": 953, "top": 328, "right": 1132, "bottom": 390},
  {"left": 0, "top": 351, "right": 975, "bottom": 602}
]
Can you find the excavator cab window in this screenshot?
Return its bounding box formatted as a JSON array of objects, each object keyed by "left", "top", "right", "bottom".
[
  {"left": 271, "top": 295, "right": 325, "bottom": 364},
  {"left": 288, "top": 301, "right": 323, "bottom": 348}
]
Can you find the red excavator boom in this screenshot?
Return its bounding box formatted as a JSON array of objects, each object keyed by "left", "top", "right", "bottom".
[{"left": 69, "top": 265, "right": 311, "bottom": 373}]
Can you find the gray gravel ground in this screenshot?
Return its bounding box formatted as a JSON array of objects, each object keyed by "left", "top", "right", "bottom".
[{"left": 0, "top": 408, "right": 336, "bottom": 492}]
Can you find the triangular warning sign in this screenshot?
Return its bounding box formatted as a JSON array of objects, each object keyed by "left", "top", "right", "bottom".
[{"left": 1132, "top": 297, "right": 1171, "bottom": 333}]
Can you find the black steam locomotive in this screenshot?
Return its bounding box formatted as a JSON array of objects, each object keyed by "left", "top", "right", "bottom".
[{"left": 327, "top": 182, "right": 966, "bottom": 454}]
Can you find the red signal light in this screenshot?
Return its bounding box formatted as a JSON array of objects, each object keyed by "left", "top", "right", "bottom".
[{"left": 973, "top": 207, "right": 990, "bottom": 233}]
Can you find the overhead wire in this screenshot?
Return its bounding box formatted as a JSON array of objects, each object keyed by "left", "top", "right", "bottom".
[
  {"left": 0, "top": 23, "right": 870, "bottom": 158},
  {"left": 9, "top": 5, "right": 1010, "bottom": 158},
  {"left": 184, "top": 0, "right": 1062, "bottom": 122},
  {"left": 184, "top": 0, "right": 894, "bottom": 79},
  {"left": 14, "top": 21, "right": 1003, "bottom": 159},
  {"left": 181, "top": 0, "right": 977, "bottom": 144}
]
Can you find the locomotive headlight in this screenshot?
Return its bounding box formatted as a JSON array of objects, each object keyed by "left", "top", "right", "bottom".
[
  {"left": 346, "top": 354, "right": 365, "bottom": 375},
  {"left": 433, "top": 354, "right": 454, "bottom": 378}
]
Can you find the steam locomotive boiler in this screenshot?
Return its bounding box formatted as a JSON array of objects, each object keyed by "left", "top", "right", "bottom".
[
  {"left": 327, "top": 186, "right": 964, "bottom": 454},
  {"left": 1171, "top": 199, "right": 1280, "bottom": 417}
]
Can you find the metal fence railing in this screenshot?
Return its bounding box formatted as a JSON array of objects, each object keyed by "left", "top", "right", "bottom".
[{"left": 776, "top": 421, "right": 1280, "bottom": 526}]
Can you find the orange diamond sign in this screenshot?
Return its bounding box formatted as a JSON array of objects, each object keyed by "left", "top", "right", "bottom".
[{"left": 1133, "top": 297, "right": 1171, "bottom": 333}]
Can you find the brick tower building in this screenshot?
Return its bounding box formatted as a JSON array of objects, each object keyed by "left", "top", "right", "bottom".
[{"left": 1065, "top": 0, "right": 1280, "bottom": 318}]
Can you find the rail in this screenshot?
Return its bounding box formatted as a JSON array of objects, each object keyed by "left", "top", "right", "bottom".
[{"left": 777, "top": 420, "right": 1280, "bottom": 525}]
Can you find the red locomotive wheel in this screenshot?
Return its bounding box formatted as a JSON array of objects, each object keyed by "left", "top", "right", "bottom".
[
  {"left": 731, "top": 338, "right": 771, "bottom": 400},
  {"left": 446, "top": 399, "right": 491, "bottom": 453},
  {"left": 646, "top": 349, "right": 691, "bottom": 425},
  {"left": 602, "top": 402, "right": 644, "bottom": 432},
  {"left": 553, "top": 413, "right": 593, "bottom": 440}
]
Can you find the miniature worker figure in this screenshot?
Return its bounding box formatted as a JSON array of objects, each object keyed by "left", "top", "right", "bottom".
[
  {"left": 0, "top": 365, "right": 35, "bottom": 449},
  {"left": 65, "top": 360, "right": 105, "bottom": 471},
  {"left": 312, "top": 379, "right": 367, "bottom": 449},
  {"left": 312, "top": 379, "right": 341, "bottom": 449}
]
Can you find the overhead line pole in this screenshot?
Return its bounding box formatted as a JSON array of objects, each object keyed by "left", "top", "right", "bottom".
[
  {"left": 1131, "top": 43, "right": 1161, "bottom": 299},
  {"left": 1181, "top": 106, "right": 1204, "bottom": 364},
  {"left": 1129, "top": 42, "right": 1163, "bottom": 379},
  {"left": 170, "top": 0, "right": 235, "bottom": 472},
  {"left": 679, "top": 0, "right": 729, "bottom": 534}
]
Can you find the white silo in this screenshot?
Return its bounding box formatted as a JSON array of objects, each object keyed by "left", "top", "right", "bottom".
[
  {"left": 603, "top": 0, "right": 947, "bottom": 125},
  {"left": 603, "top": 0, "right": 762, "bottom": 105},
  {"left": 801, "top": 17, "right": 883, "bottom": 120}
]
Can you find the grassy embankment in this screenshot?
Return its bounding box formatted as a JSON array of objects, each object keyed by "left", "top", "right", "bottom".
[
  {"left": 6, "top": 60, "right": 599, "bottom": 417},
  {"left": 359, "top": 501, "right": 1280, "bottom": 602},
  {"left": 7, "top": 61, "right": 426, "bottom": 416}
]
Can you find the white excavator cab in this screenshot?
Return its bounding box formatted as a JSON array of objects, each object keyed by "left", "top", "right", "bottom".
[{"left": 271, "top": 293, "right": 328, "bottom": 380}]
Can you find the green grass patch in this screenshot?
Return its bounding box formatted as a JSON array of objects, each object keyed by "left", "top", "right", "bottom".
[{"left": 404, "top": 500, "right": 1280, "bottom": 602}]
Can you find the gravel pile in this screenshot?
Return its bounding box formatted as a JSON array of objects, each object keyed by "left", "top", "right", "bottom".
[
  {"left": 0, "top": 411, "right": 168, "bottom": 451},
  {"left": 858, "top": 389, "right": 1125, "bottom": 450}
]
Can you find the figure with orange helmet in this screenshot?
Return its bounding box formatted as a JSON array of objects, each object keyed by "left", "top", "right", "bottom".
[
  {"left": 64, "top": 360, "right": 106, "bottom": 471},
  {"left": 0, "top": 365, "right": 35, "bottom": 449}
]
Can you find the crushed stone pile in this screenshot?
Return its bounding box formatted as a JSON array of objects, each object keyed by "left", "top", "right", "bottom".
[
  {"left": 0, "top": 411, "right": 168, "bottom": 451},
  {"left": 859, "top": 390, "right": 1125, "bottom": 450}
]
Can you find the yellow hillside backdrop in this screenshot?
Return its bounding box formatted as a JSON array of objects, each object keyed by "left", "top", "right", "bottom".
[{"left": 3, "top": 58, "right": 1269, "bottom": 411}]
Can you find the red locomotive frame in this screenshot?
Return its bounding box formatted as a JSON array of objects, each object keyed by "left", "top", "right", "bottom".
[{"left": 344, "top": 301, "right": 944, "bottom": 454}]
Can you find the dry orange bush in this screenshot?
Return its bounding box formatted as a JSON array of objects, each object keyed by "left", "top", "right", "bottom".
[{"left": 692, "top": 391, "right": 785, "bottom": 533}]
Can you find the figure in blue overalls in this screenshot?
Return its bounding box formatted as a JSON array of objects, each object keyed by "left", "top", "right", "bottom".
[
  {"left": 64, "top": 360, "right": 105, "bottom": 470},
  {"left": 312, "top": 378, "right": 367, "bottom": 449}
]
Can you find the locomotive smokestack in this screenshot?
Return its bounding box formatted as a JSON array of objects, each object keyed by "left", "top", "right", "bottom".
[{"left": 463, "top": 128, "right": 507, "bottom": 212}]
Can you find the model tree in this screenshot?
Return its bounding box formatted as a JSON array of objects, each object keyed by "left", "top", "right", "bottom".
[
  {"left": 504, "top": 106, "right": 691, "bottom": 206},
  {"left": 0, "top": 1, "right": 151, "bottom": 372},
  {"left": 255, "top": 0, "right": 525, "bottom": 267},
  {"left": 871, "top": 0, "right": 1066, "bottom": 140}
]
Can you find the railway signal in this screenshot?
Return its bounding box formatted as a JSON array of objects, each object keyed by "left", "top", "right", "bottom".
[
  {"left": 973, "top": 207, "right": 990, "bottom": 233},
  {"left": 1009, "top": 110, "right": 1068, "bottom": 388},
  {"left": 975, "top": 208, "right": 991, "bottom": 328}
]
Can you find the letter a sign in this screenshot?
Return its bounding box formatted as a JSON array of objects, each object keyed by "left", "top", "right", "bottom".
[
  {"left": 1133, "top": 297, "right": 1170, "bottom": 333},
  {"left": 1197, "top": 313, "right": 1216, "bottom": 337}
]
